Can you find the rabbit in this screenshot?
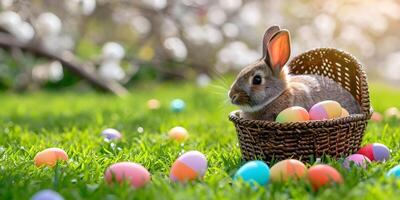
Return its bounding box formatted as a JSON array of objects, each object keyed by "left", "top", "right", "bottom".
[{"left": 228, "top": 25, "right": 361, "bottom": 121}]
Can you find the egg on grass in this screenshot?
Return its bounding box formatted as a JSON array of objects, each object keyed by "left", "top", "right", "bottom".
[
  {"left": 34, "top": 148, "right": 68, "bottom": 167},
  {"left": 170, "top": 99, "right": 185, "bottom": 113},
  {"left": 101, "top": 128, "right": 122, "bottom": 140},
  {"left": 104, "top": 162, "right": 151, "bottom": 188},
  {"left": 31, "top": 189, "right": 64, "bottom": 200},
  {"left": 147, "top": 99, "right": 160, "bottom": 110},
  {"left": 169, "top": 151, "right": 207, "bottom": 183},
  {"left": 234, "top": 160, "right": 270, "bottom": 187},
  {"left": 307, "top": 164, "right": 343, "bottom": 191},
  {"left": 357, "top": 143, "right": 390, "bottom": 162},
  {"left": 342, "top": 154, "right": 370, "bottom": 169},
  {"left": 270, "top": 159, "right": 307, "bottom": 182},
  {"left": 387, "top": 165, "right": 400, "bottom": 178},
  {"left": 168, "top": 126, "right": 189, "bottom": 142}
]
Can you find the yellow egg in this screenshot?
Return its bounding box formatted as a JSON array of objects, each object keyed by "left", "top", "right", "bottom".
[
  {"left": 309, "top": 100, "right": 342, "bottom": 120},
  {"left": 168, "top": 126, "right": 189, "bottom": 142},
  {"left": 275, "top": 106, "right": 310, "bottom": 123},
  {"left": 340, "top": 108, "right": 349, "bottom": 117},
  {"left": 34, "top": 148, "right": 68, "bottom": 167}
]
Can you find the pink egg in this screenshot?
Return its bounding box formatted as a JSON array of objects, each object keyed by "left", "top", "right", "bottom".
[
  {"left": 170, "top": 151, "right": 207, "bottom": 182},
  {"left": 309, "top": 100, "right": 342, "bottom": 120},
  {"left": 275, "top": 106, "right": 310, "bottom": 123},
  {"left": 343, "top": 154, "right": 370, "bottom": 169},
  {"left": 105, "top": 162, "right": 151, "bottom": 188}
]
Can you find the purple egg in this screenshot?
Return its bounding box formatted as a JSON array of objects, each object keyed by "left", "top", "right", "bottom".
[
  {"left": 101, "top": 128, "right": 122, "bottom": 140},
  {"left": 343, "top": 154, "right": 370, "bottom": 169},
  {"left": 31, "top": 189, "right": 64, "bottom": 200},
  {"left": 372, "top": 143, "right": 390, "bottom": 162}
]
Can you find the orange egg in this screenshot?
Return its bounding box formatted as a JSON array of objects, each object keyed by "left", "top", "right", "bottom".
[
  {"left": 270, "top": 159, "right": 307, "bottom": 182},
  {"left": 275, "top": 106, "right": 310, "bottom": 123},
  {"left": 307, "top": 164, "right": 343, "bottom": 191},
  {"left": 34, "top": 148, "right": 68, "bottom": 167},
  {"left": 168, "top": 126, "right": 189, "bottom": 142}
]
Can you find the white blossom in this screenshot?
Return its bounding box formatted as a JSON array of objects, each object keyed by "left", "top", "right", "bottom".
[
  {"left": 35, "top": 12, "right": 62, "bottom": 37},
  {"left": 102, "top": 42, "right": 125, "bottom": 61},
  {"left": 163, "top": 37, "right": 188, "bottom": 61}
]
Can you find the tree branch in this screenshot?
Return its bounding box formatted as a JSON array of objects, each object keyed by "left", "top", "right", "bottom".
[{"left": 0, "top": 33, "right": 128, "bottom": 96}]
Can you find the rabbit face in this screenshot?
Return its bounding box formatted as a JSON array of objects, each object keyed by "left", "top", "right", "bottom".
[
  {"left": 228, "top": 60, "right": 287, "bottom": 112},
  {"left": 229, "top": 25, "right": 291, "bottom": 112}
]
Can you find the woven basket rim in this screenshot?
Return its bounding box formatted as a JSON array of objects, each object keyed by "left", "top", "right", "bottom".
[{"left": 229, "top": 110, "right": 370, "bottom": 130}]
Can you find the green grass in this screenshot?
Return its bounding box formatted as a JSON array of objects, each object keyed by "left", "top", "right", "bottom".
[{"left": 1, "top": 81, "right": 400, "bottom": 200}]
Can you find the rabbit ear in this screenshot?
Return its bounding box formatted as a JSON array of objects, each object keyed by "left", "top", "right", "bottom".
[
  {"left": 267, "top": 30, "right": 291, "bottom": 75},
  {"left": 262, "top": 26, "right": 280, "bottom": 59}
]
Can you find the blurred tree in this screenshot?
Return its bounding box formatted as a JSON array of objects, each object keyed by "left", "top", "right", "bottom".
[{"left": 0, "top": 0, "right": 399, "bottom": 92}]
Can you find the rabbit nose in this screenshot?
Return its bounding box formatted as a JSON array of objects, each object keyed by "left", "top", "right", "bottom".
[{"left": 230, "top": 93, "right": 239, "bottom": 103}]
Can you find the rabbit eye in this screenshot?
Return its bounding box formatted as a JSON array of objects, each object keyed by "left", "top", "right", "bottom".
[{"left": 252, "top": 75, "right": 262, "bottom": 85}]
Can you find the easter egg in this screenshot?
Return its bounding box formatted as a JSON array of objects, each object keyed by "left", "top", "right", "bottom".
[
  {"left": 342, "top": 154, "right": 370, "bottom": 169},
  {"left": 387, "top": 165, "right": 400, "bottom": 178},
  {"left": 270, "top": 159, "right": 307, "bottom": 182},
  {"left": 170, "top": 99, "right": 185, "bottom": 113},
  {"left": 147, "top": 99, "right": 160, "bottom": 110},
  {"left": 34, "top": 148, "right": 68, "bottom": 167},
  {"left": 307, "top": 164, "right": 343, "bottom": 191},
  {"left": 340, "top": 108, "right": 350, "bottom": 117},
  {"left": 275, "top": 106, "right": 310, "bottom": 123},
  {"left": 101, "top": 128, "right": 122, "bottom": 140},
  {"left": 234, "top": 160, "right": 270, "bottom": 186},
  {"left": 384, "top": 107, "right": 399, "bottom": 119},
  {"left": 309, "top": 100, "right": 342, "bottom": 120},
  {"left": 371, "top": 112, "right": 383, "bottom": 122},
  {"left": 168, "top": 126, "right": 189, "bottom": 142},
  {"left": 357, "top": 143, "right": 390, "bottom": 162},
  {"left": 170, "top": 151, "right": 207, "bottom": 182},
  {"left": 31, "top": 189, "right": 64, "bottom": 200},
  {"left": 105, "top": 162, "right": 151, "bottom": 188}
]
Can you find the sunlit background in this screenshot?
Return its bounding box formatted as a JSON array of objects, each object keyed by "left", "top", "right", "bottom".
[{"left": 0, "top": 0, "right": 399, "bottom": 92}]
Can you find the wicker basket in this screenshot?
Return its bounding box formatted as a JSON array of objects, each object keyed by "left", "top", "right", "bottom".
[{"left": 229, "top": 48, "right": 372, "bottom": 163}]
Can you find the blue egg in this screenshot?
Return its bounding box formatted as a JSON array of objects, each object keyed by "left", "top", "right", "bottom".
[
  {"left": 170, "top": 99, "right": 186, "bottom": 113},
  {"left": 31, "top": 189, "right": 64, "bottom": 200},
  {"left": 234, "top": 160, "right": 270, "bottom": 187},
  {"left": 387, "top": 165, "right": 400, "bottom": 178}
]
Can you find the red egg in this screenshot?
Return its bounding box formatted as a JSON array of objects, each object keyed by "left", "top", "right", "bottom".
[
  {"left": 357, "top": 143, "right": 390, "bottom": 162},
  {"left": 307, "top": 164, "right": 343, "bottom": 191}
]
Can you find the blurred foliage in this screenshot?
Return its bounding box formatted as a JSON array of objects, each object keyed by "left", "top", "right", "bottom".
[{"left": 0, "top": 0, "right": 399, "bottom": 92}]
